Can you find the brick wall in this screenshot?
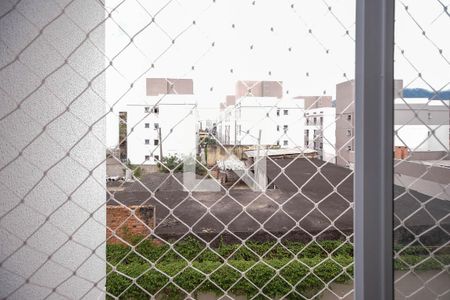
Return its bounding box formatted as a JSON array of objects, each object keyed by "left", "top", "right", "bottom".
[
  {"left": 106, "top": 205, "right": 155, "bottom": 244},
  {"left": 394, "top": 146, "right": 409, "bottom": 159}
]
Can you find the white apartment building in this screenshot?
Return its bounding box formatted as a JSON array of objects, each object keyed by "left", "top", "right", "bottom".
[
  {"left": 126, "top": 95, "right": 198, "bottom": 165},
  {"left": 218, "top": 97, "right": 305, "bottom": 148},
  {"left": 304, "top": 107, "right": 336, "bottom": 163},
  {"left": 394, "top": 98, "right": 449, "bottom": 151}
]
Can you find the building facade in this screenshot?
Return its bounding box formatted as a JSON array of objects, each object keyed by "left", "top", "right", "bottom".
[
  {"left": 218, "top": 97, "right": 306, "bottom": 148},
  {"left": 126, "top": 94, "right": 198, "bottom": 165},
  {"left": 304, "top": 107, "right": 336, "bottom": 163},
  {"left": 235, "top": 80, "right": 283, "bottom": 99},
  {"left": 335, "top": 79, "right": 404, "bottom": 168},
  {"left": 336, "top": 79, "right": 449, "bottom": 169},
  {"left": 394, "top": 98, "right": 449, "bottom": 152}
]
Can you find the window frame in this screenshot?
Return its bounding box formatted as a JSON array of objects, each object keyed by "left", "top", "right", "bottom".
[{"left": 354, "top": 0, "right": 394, "bottom": 298}]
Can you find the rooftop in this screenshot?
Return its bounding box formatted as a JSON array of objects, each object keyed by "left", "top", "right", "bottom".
[{"left": 107, "top": 158, "right": 449, "bottom": 244}]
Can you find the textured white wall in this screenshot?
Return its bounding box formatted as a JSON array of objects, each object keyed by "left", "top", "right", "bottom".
[{"left": 0, "top": 1, "right": 106, "bottom": 299}]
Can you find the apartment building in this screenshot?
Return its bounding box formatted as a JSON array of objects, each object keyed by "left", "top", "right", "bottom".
[
  {"left": 335, "top": 79, "right": 404, "bottom": 168},
  {"left": 296, "top": 95, "right": 333, "bottom": 109},
  {"left": 218, "top": 80, "right": 298, "bottom": 147},
  {"left": 394, "top": 98, "right": 449, "bottom": 152},
  {"left": 126, "top": 78, "right": 198, "bottom": 165},
  {"left": 235, "top": 80, "right": 283, "bottom": 98},
  {"left": 336, "top": 79, "right": 449, "bottom": 169},
  {"left": 146, "top": 78, "right": 194, "bottom": 95},
  {"left": 304, "top": 107, "right": 336, "bottom": 163},
  {"left": 218, "top": 97, "right": 305, "bottom": 147}
]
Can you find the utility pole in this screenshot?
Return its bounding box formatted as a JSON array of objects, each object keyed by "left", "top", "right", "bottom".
[{"left": 158, "top": 127, "right": 163, "bottom": 161}]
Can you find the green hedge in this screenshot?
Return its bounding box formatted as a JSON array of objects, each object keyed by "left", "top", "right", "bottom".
[{"left": 106, "top": 237, "right": 449, "bottom": 299}]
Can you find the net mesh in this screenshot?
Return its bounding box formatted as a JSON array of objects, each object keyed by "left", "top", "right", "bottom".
[
  {"left": 0, "top": 0, "right": 448, "bottom": 299},
  {"left": 393, "top": 1, "right": 450, "bottom": 299}
]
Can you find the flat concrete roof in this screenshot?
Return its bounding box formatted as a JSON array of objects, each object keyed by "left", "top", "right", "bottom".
[
  {"left": 244, "top": 147, "right": 317, "bottom": 158},
  {"left": 107, "top": 158, "right": 449, "bottom": 244}
]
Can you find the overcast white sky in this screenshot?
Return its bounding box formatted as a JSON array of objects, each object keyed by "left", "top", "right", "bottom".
[{"left": 104, "top": 0, "right": 450, "bottom": 146}]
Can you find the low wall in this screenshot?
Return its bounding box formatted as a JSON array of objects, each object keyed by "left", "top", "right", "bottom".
[
  {"left": 206, "top": 145, "right": 253, "bottom": 166},
  {"left": 107, "top": 205, "right": 155, "bottom": 244}
]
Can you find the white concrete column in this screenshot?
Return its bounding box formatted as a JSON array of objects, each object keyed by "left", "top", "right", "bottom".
[{"left": 0, "top": 1, "right": 106, "bottom": 299}]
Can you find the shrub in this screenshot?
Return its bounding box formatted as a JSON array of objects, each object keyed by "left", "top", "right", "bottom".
[
  {"left": 106, "top": 237, "right": 446, "bottom": 299},
  {"left": 158, "top": 155, "right": 183, "bottom": 173},
  {"left": 132, "top": 166, "right": 141, "bottom": 178}
]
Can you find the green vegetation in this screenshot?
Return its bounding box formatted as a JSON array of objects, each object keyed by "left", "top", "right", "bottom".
[
  {"left": 200, "top": 136, "right": 217, "bottom": 147},
  {"left": 158, "top": 155, "right": 183, "bottom": 173},
  {"left": 158, "top": 155, "right": 209, "bottom": 176},
  {"left": 105, "top": 236, "right": 450, "bottom": 299}
]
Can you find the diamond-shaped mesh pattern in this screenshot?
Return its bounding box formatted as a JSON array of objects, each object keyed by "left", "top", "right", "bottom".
[
  {"left": 393, "top": 0, "right": 450, "bottom": 299},
  {"left": 0, "top": 1, "right": 356, "bottom": 298},
  {"left": 1, "top": 0, "right": 447, "bottom": 299}
]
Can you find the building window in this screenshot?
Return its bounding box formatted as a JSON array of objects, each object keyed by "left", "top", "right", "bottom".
[
  {"left": 145, "top": 155, "right": 150, "bottom": 160},
  {"left": 305, "top": 140, "right": 309, "bottom": 146},
  {"left": 319, "top": 143, "right": 323, "bottom": 150},
  {"left": 144, "top": 107, "right": 150, "bottom": 113},
  {"left": 320, "top": 117, "right": 323, "bottom": 125},
  {"left": 145, "top": 139, "right": 150, "bottom": 144},
  {"left": 154, "top": 123, "right": 159, "bottom": 129},
  {"left": 283, "top": 140, "right": 288, "bottom": 146},
  {"left": 276, "top": 140, "right": 280, "bottom": 146},
  {"left": 347, "top": 114, "right": 352, "bottom": 121},
  {"left": 276, "top": 125, "right": 280, "bottom": 131},
  {"left": 153, "top": 107, "right": 159, "bottom": 114},
  {"left": 283, "top": 109, "right": 288, "bottom": 115},
  {"left": 145, "top": 123, "right": 150, "bottom": 128},
  {"left": 154, "top": 139, "right": 159, "bottom": 146},
  {"left": 313, "top": 117, "right": 317, "bottom": 124},
  {"left": 283, "top": 125, "right": 288, "bottom": 132},
  {"left": 347, "top": 145, "right": 352, "bottom": 151},
  {"left": 154, "top": 155, "right": 159, "bottom": 161},
  {"left": 346, "top": 129, "right": 352, "bottom": 137},
  {"left": 276, "top": 109, "right": 280, "bottom": 116}
]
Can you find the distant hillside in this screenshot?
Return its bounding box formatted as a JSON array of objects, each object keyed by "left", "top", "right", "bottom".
[{"left": 403, "top": 88, "right": 450, "bottom": 100}]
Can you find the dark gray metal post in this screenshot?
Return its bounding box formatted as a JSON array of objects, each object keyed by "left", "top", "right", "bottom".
[{"left": 355, "top": 0, "right": 394, "bottom": 299}]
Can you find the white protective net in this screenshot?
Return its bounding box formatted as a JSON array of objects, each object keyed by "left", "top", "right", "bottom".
[
  {"left": 0, "top": 0, "right": 448, "bottom": 299},
  {"left": 393, "top": 1, "right": 450, "bottom": 299}
]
